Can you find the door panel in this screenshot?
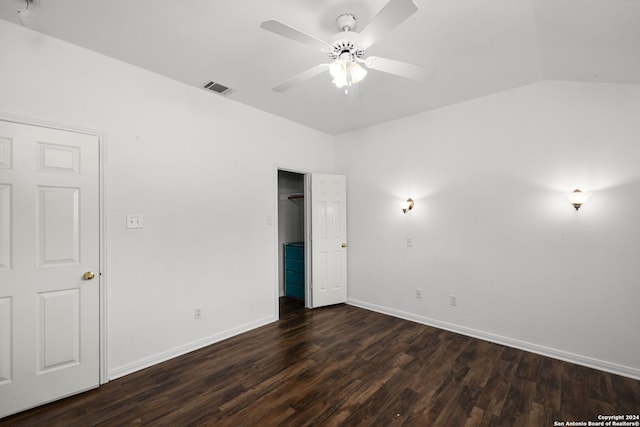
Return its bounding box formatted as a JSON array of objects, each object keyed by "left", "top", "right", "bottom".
[
  {"left": 37, "top": 142, "right": 80, "bottom": 174},
  {"left": 0, "top": 120, "right": 99, "bottom": 418},
  {"left": 311, "top": 174, "right": 347, "bottom": 308},
  {"left": 38, "top": 289, "right": 80, "bottom": 372},
  {"left": 0, "top": 184, "right": 10, "bottom": 269},
  {"left": 0, "top": 137, "right": 11, "bottom": 169},
  {"left": 37, "top": 186, "right": 80, "bottom": 265},
  {"left": 0, "top": 297, "right": 10, "bottom": 385}
]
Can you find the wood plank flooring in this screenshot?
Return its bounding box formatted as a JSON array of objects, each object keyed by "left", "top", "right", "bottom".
[{"left": 2, "top": 298, "right": 638, "bottom": 426}]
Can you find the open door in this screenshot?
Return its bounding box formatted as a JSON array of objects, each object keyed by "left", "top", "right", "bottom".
[{"left": 310, "top": 174, "right": 347, "bottom": 308}]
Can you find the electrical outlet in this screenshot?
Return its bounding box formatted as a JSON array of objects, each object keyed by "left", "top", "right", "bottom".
[
  {"left": 415, "top": 289, "right": 422, "bottom": 299},
  {"left": 450, "top": 295, "right": 457, "bottom": 307},
  {"left": 126, "top": 214, "right": 144, "bottom": 229},
  {"left": 406, "top": 237, "right": 413, "bottom": 247},
  {"left": 194, "top": 308, "right": 202, "bottom": 320}
]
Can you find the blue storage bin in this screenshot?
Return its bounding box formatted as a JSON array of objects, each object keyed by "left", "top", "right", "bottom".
[{"left": 284, "top": 242, "right": 304, "bottom": 300}]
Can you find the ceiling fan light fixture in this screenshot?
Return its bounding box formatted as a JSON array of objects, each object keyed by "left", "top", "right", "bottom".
[
  {"left": 349, "top": 62, "right": 367, "bottom": 84},
  {"left": 332, "top": 76, "right": 348, "bottom": 88},
  {"left": 329, "top": 60, "right": 346, "bottom": 79},
  {"left": 329, "top": 52, "right": 367, "bottom": 89},
  {"left": 329, "top": 59, "right": 347, "bottom": 88},
  {"left": 331, "top": 75, "right": 347, "bottom": 88}
]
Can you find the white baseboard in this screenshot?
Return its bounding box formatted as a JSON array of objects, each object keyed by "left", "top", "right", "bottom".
[
  {"left": 108, "top": 314, "right": 277, "bottom": 380},
  {"left": 348, "top": 298, "right": 640, "bottom": 381}
]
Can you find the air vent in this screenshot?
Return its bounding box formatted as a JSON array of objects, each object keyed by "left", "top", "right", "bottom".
[{"left": 202, "top": 81, "right": 232, "bottom": 95}]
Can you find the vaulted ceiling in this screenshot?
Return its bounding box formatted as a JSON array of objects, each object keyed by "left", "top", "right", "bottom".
[{"left": 1, "top": 0, "right": 639, "bottom": 135}]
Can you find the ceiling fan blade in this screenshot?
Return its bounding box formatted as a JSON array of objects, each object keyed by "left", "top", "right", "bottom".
[
  {"left": 260, "top": 20, "right": 329, "bottom": 51},
  {"left": 358, "top": 0, "right": 418, "bottom": 50},
  {"left": 273, "top": 64, "right": 330, "bottom": 93},
  {"left": 364, "top": 56, "right": 432, "bottom": 81}
]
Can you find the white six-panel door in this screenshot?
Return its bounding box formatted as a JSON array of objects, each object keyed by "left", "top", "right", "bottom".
[
  {"left": 0, "top": 120, "right": 100, "bottom": 418},
  {"left": 310, "top": 174, "right": 347, "bottom": 308}
]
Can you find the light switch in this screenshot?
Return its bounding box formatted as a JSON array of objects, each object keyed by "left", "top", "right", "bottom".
[{"left": 126, "top": 214, "right": 144, "bottom": 229}]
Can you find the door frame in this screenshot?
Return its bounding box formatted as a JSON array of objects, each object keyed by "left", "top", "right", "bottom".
[
  {"left": 274, "top": 165, "right": 312, "bottom": 315},
  {"left": 0, "top": 112, "right": 108, "bottom": 384}
]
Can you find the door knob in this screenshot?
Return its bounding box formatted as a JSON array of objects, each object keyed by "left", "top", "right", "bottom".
[
  {"left": 83, "top": 271, "right": 95, "bottom": 281},
  {"left": 341, "top": 243, "right": 347, "bottom": 248}
]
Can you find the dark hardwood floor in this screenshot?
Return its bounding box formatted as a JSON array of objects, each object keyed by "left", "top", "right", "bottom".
[{"left": 2, "top": 297, "right": 639, "bottom": 426}]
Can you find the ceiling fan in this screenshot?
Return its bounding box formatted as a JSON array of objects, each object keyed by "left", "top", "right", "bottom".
[{"left": 260, "top": 0, "right": 428, "bottom": 93}]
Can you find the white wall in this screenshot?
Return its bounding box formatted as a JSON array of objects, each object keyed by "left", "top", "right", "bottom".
[
  {"left": 0, "top": 20, "right": 334, "bottom": 378},
  {"left": 336, "top": 80, "right": 640, "bottom": 379}
]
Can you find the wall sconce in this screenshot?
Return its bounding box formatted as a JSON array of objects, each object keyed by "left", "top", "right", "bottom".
[
  {"left": 566, "top": 189, "right": 592, "bottom": 211},
  {"left": 400, "top": 198, "right": 414, "bottom": 213}
]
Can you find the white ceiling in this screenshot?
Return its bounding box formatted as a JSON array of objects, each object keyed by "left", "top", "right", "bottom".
[{"left": 1, "top": 0, "right": 639, "bottom": 135}]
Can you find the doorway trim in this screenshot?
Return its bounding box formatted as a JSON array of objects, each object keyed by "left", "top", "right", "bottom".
[
  {"left": 0, "top": 111, "right": 109, "bottom": 384},
  {"left": 274, "top": 165, "right": 312, "bottom": 316}
]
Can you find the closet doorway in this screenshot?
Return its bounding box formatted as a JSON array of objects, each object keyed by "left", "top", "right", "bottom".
[{"left": 277, "top": 170, "right": 308, "bottom": 314}]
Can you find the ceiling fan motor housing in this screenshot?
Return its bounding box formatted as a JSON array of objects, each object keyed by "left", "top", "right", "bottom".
[{"left": 329, "top": 29, "right": 364, "bottom": 60}]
